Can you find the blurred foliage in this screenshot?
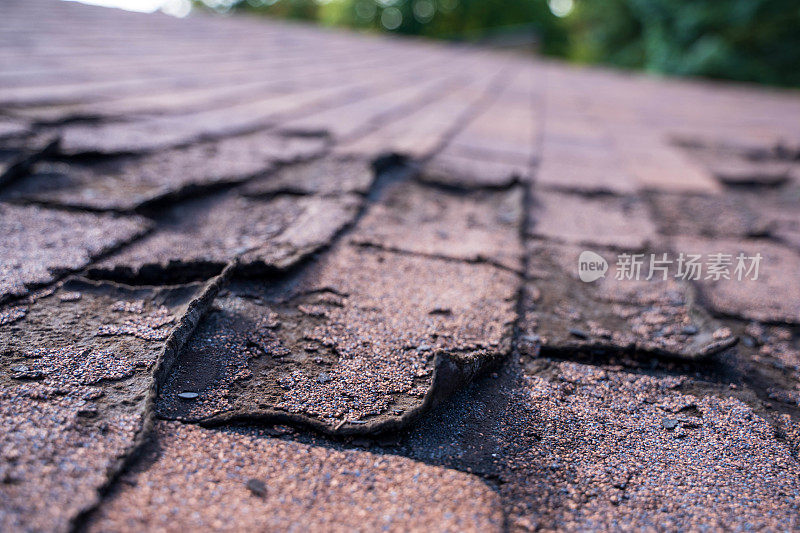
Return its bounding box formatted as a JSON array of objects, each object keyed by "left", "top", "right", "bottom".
[
  {"left": 569, "top": 0, "right": 800, "bottom": 87},
  {"left": 199, "top": 0, "right": 800, "bottom": 86},
  {"left": 206, "top": 0, "right": 568, "bottom": 54}
]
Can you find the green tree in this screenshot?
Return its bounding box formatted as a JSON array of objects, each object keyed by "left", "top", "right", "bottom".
[
  {"left": 568, "top": 0, "right": 800, "bottom": 86},
  {"left": 212, "top": 0, "right": 568, "bottom": 55},
  {"left": 199, "top": 0, "right": 800, "bottom": 86}
]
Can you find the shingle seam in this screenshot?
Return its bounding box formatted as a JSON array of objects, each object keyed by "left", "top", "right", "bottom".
[
  {"left": 67, "top": 263, "right": 234, "bottom": 533},
  {"left": 350, "top": 240, "right": 525, "bottom": 277}
]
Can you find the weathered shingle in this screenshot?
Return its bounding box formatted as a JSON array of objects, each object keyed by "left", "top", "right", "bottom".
[
  {"left": 0, "top": 204, "right": 149, "bottom": 302},
  {"left": 0, "top": 277, "right": 222, "bottom": 532}
]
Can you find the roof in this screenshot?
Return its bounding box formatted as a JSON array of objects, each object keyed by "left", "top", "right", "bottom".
[{"left": 1, "top": 0, "right": 800, "bottom": 531}]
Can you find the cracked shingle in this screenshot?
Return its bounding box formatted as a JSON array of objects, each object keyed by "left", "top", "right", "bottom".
[
  {"left": 156, "top": 244, "right": 517, "bottom": 433},
  {"left": 5, "top": 131, "right": 326, "bottom": 211},
  {"left": 2, "top": 0, "right": 800, "bottom": 530},
  {"left": 521, "top": 241, "right": 736, "bottom": 360},
  {"left": 350, "top": 180, "right": 524, "bottom": 272},
  {"left": 92, "top": 191, "right": 361, "bottom": 281},
  {"left": 0, "top": 278, "right": 216, "bottom": 532}
]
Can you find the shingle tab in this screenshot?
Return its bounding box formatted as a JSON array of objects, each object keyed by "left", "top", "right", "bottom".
[
  {"left": 0, "top": 204, "right": 149, "bottom": 302},
  {"left": 5, "top": 131, "right": 325, "bottom": 210},
  {"left": 157, "top": 243, "right": 517, "bottom": 433},
  {"left": 89, "top": 421, "right": 504, "bottom": 533}
]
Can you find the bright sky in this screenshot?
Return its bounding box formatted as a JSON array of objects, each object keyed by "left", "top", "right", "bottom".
[{"left": 63, "top": 0, "right": 191, "bottom": 16}]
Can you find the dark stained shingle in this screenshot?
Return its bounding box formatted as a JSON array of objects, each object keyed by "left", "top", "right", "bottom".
[{"left": 522, "top": 241, "right": 737, "bottom": 360}]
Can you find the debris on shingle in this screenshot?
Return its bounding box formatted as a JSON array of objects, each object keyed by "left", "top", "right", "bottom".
[
  {"left": 404, "top": 360, "right": 800, "bottom": 531},
  {"left": 88, "top": 421, "right": 504, "bottom": 532},
  {"left": 0, "top": 203, "right": 149, "bottom": 302}
]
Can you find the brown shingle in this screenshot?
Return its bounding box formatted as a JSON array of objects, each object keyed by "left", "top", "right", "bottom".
[{"left": 89, "top": 421, "right": 504, "bottom": 533}]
